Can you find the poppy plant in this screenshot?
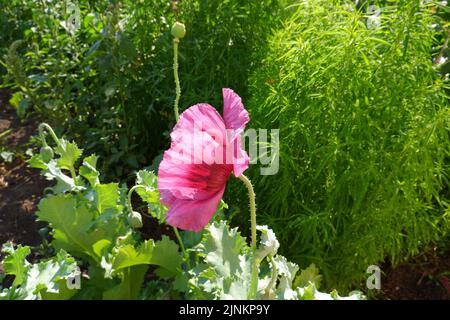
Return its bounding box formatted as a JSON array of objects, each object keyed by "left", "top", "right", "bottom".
[{"left": 158, "top": 88, "right": 250, "bottom": 232}]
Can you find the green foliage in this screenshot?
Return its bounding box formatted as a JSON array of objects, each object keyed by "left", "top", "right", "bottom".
[
  {"left": 1, "top": 126, "right": 360, "bottom": 300},
  {"left": 1, "top": 0, "right": 283, "bottom": 180},
  {"left": 22, "top": 128, "right": 184, "bottom": 300},
  {"left": 247, "top": 0, "right": 450, "bottom": 290},
  {"left": 135, "top": 170, "right": 167, "bottom": 224},
  {"left": 179, "top": 221, "right": 363, "bottom": 300},
  {"left": 1, "top": 243, "right": 80, "bottom": 300}
]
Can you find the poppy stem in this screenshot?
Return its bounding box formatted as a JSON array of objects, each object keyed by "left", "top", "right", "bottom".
[
  {"left": 126, "top": 185, "right": 146, "bottom": 214},
  {"left": 173, "top": 38, "right": 181, "bottom": 121},
  {"left": 238, "top": 174, "right": 258, "bottom": 299},
  {"left": 38, "top": 123, "right": 62, "bottom": 148},
  {"left": 173, "top": 227, "right": 190, "bottom": 269},
  {"left": 238, "top": 174, "right": 257, "bottom": 249}
]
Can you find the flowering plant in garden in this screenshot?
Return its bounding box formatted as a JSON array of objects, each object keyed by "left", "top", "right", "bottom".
[
  {"left": 158, "top": 88, "right": 249, "bottom": 232},
  {"left": 0, "top": 20, "right": 365, "bottom": 300}
]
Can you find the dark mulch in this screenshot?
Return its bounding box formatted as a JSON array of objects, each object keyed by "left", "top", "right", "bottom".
[
  {"left": 379, "top": 247, "right": 450, "bottom": 300},
  {"left": 0, "top": 89, "right": 48, "bottom": 249}
]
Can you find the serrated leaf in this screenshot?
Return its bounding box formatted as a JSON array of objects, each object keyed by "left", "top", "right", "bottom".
[
  {"left": 273, "top": 255, "right": 299, "bottom": 300},
  {"left": 255, "top": 225, "right": 280, "bottom": 260},
  {"left": 28, "top": 154, "right": 47, "bottom": 170},
  {"left": 79, "top": 154, "right": 100, "bottom": 187},
  {"left": 1, "top": 243, "right": 31, "bottom": 287},
  {"left": 44, "top": 160, "right": 77, "bottom": 193},
  {"left": 134, "top": 170, "right": 167, "bottom": 224},
  {"left": 55, "top": 139, "right": 82, "bottom": 170},
  {"left": 37, "top": 194, "right": 116, "bottom": 261},
  {"left": 94, "top": 183, "right": 119, "bottom": 213},
  {"left": 111, "top": 240, "right": 155, "bottom": 271},
  {"left": 1, "top": 250, "right": 80, "bottom": 300},
  {"left": 27, "top": 250, "right": 80, "bottom": 300},
  {"left": 188, "top": 221, "right": 252, "bottom": 300},
  {"left": 199, "top": 221, "right": 247, "bottom": 278},
  {"left": 294, "top": 263, "right": 322, "bottom": 289},
  {"left": 151, "top": 236, "right": 182, "bottom": 278}
]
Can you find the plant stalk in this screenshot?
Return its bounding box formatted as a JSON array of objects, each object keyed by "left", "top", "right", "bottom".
[
  {"left": 238, "top": 174, "right": 258, "bottom": 299},
  {"left": 173, "top": 38, "right": 181, "bottom": 122}
]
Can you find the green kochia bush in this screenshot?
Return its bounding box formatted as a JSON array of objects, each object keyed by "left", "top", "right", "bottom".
[{"left": 247, "top": 0, "right": 450, "bottom": 290}]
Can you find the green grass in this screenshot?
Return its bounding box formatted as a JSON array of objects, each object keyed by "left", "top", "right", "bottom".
[{"left": 246, "top": 0, "right": 450, "bottom": 291}]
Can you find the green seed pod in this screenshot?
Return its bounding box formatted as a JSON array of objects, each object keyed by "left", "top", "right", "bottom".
[
  {"left": 171, "top": 22, "right": 186, "bottom": 39},
  {"left": 40, "top": 146, "right": 54, "bottom": 162},
  {"left": 128, "top": 211, "right": 143, "bottom": 229}
]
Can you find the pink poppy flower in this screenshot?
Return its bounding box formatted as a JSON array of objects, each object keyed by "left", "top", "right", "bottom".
[{"left": 158, "top": 88, "right": 250, "bottom": 232}]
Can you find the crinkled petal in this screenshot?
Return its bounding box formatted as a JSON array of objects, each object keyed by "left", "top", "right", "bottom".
[
  {"left": 158, "top": 103, "right": 232, "bottom": 224},
  {"left": 223, "top": 88, "right": 249, "bottom": 135},
  {"left": 222, "top": 88, "right": 250, "bottom": 176},
  {"left": 166, "top": 187, "right": 225, "bottom": 232},
  {"left": 231, "top": 134, "right": 249, "bottom": 177}
]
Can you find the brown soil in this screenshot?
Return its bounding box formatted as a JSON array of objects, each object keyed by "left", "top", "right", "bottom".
[
  {"left": 0, "top": 89, "right": 48, "bottom": 250},
  {"left": 379, "top": 247, "right": 450, "bottom": 300}
]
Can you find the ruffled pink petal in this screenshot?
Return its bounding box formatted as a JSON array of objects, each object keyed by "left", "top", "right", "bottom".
[
  {"left": 222, "top": 88, "right": 250, "bottom": 176},
  {"left": 222, "top": 88, "right": 249, "bottom": 135},
  {"left": 232, "top": 134, "right": 250, "bottom": 177},
  {"left": 158, "top": 103, "right": 233, "bottom": 231},
  {"left": 165, "top": 187, "right": 225, "bottom": 232}
]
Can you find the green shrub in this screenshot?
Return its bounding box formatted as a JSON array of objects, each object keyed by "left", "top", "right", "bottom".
[
  {"left": 1, "top": 0, "right": 282, "bottom": 180},
  {"left": 247, "top": 0, "right": 450, "bottom": 291}
]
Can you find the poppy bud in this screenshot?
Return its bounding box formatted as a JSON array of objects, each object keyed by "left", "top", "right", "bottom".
[
  {"left": 128, "top": 211, "right": 143, "bottom": 229},
  {"left": 40, "top": 146, "right": 54, "bottom": 163},
  {"left": 171, "top": 22, "right": 186, "bottom": 39}
]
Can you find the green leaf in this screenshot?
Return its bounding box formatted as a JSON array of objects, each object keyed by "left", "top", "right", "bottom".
[
  {"left": 79, "top": 154, "right": 100, "bottom": 187},
  {"left": 294, "top": 263, "right": 322, "bottom": 289},
  {"left": 134, "top": 170, "right": 167, "bottom": 224},
  {"left": 44, "top": 161, "right": 77, "bottom": 193},
  {"left": 0, "top": 249, "right": 80, "bottom": 300},
  {"left": 31, "top": 250, "right": 80, "bottom": 300},
  {"left": 1, "top": 243, "right": 31, "bottom": 287},
  {"left": 9, "top": 92, "right": 29, "bottom": 118},
  {"left": 151, "top": 236, "right": 182, "bottom": 278},
  {"left": 111, "top": 240, "right": 155, "bottom": 271},
  {"left": 28, "top": 154, "right": 47, "bottom": 170},
  {"left": 255, "top": 225, "right": 280, "bottom": 260},
  {"left": 199, "top": 220, "right": 247, "bottom": 278},
  {"left": 187, "top": 221, "right": 252, "bottom": 299},
  {"left": 94, "top": 183, "right": 119, "bottom": 213},
  {"left": 102, "top": 265, "right": 147, "bottom": 300},
  {"left": 37, "top": 194, "right": 116, "bottom": 261},
  {"left": 272, "top": 255, "right": 299, "bottom": 300},
  {"left": 55, "top": 139, "right": 82, "bottom": 170}
]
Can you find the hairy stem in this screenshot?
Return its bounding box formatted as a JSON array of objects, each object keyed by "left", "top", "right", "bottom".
[
  {"left": 173, "top": 38, "right": 181, "bottom": 122},
  {"left": 238, "top": 174, "right": 258, "bottom": 299},
  {"left": 38, "top": 123, "right": 62, "bottom": 148}
]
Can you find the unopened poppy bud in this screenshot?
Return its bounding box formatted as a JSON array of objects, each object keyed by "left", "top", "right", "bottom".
[
  {"left": 128, "top": 211, "right": 143, "bottom": 229},
  {"left": 171, "top": 22, "right": 186, "bottom": 39},
  {"left": 40, "top": 146, "right": 54, "bottom": 163}
]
